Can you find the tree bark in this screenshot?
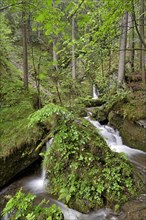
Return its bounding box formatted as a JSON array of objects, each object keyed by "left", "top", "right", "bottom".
[
  {"left": 52, "top": 0, "right": 59, "bottom": 71},
  {"left": 140, "top": 0, "right": 145, "bottom": 82},
  {"left": 22, "top": 9, "right": 29, "bottom": 90},
  {"left": 129, "top": 13, "right": 135, "bottom": 72},
  {"left": 118, "top": 12, "right": 128, "bottom": 85},
  {"left": 53, "top": 38, "right": 59, "bottom": 71},
  {"left": 72, "top": 15, "right": 76, "bottom": 79}
]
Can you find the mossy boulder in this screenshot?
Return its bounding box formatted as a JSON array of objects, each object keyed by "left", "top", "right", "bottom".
[
  {"left": 0, "top": 58, "right": 46, "bottom": 188},
  {"left": 43, "top": 117, "right": 144, "bottom": 213},
  {"left": 92, "top": 106, "right": 108, "bottom": 123},
  {"left": 77, "top": 96, "right": 104, "bottom": 108},
  {"left": 0, "top": 140, "right": 42, "bottom": 189}
]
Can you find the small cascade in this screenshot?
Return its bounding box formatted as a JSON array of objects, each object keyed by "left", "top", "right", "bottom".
[
  {"left": 86, "top": 116, "right": 146, "bottom": 176},
  {"left": 92, "top": 84, "right": 99, "bottom": 99},
  {"left": 25, "top": 138, "right": 53, "bottom": 194},
  {"left": 1, "top": 121, "right": 146, "bottom": 220},
  {"left": 50, "top": 199, "right": 118, "bottom": 220}
]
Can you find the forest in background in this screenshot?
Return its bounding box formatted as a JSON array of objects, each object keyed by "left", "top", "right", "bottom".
[
  {"left": 0, "top": 0, "right": 146, "bottom": 219},
  {"left": 0, "top": 0, "right": 145, "bottom": 155}
]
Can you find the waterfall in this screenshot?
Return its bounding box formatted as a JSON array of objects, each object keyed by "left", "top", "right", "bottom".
[
  {"left": 92, "top": 84, "right": 99, "bottom": 99},
  {"left": 25, "top": 138, "right": 53, "bottom": 194},
  {"left": 86, "top": 116, "right": 146, "bottom": 176},
  {"left": 1, "top": 121, "right": 145, "bottom": 220}
]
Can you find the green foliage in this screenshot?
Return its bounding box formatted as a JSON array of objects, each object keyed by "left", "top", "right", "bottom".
[
  {"left": 120, "top": 91, "right": 146, "bottom": 121},
  {"left": 97, "top": 86, "right": 131, "bottom": 115},
  {"left": 0, "top": 13, "right": 13, "bottom": 55},
  {"left": 40, "top": 113, "right": 143, "bottom": 213},
  {"left": 28, "top": 103, "right": 72, "bottom": 128},
  {"left": 2, "top": 189, "right": 63, "bottom": 220}
]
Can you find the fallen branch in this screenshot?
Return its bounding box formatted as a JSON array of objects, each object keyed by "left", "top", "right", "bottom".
[{"left": 35, "top": 133, "right": 53, "bottom": 152}]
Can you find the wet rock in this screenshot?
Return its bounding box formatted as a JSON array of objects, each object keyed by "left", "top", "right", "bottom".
[
  {"left": 119, "top": 194, "right": 146, "bottom": 220},
  {"left": 136, "top": 120, "right": 146, "bottom": 129},
  {"left": 0, "top": 143, "right": 42, "bottom": 189}
]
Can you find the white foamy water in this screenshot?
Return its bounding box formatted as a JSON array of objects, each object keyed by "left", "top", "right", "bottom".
[
  {"left": 92, "top": 84, "right": 99, "bottom": 99},
  {"left": 86, "top": 117, "right": 145, "bottom": 155},
  {"left": 24, "top": 119, "right": 146, "bottom": 220},
  {"left": 86, "top": 117, "right": 146, "bottom": 176},
  {"left": 25, "top": 138, "right": 53, "bottom": 194}
]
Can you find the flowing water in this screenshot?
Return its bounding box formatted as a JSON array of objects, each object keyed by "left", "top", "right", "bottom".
[
  {"left": 25, "top": 138, "right": 53, "bottom": 194},
  {"left": 86, "top": 117, "right": 146, "bottom": 177},
  {"left": 1, "top": 119, "right": 146, "bottom": 220},
  {"left": 92, "top": 85, "right": 99, "bottom": 99}
]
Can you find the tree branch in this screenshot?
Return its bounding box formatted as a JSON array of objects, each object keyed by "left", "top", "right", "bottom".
[
  {"left": 69, "top": 0, "right": 85, "bottom": 18},
  {"left": 35, "top": 133, "right": 53, "bottom": 152},
  {"left": 131, "top": 0, "right": 146, "bottom": 47},
  {"left": 0, "top": 2, "right": 23, "bottom": 12}
]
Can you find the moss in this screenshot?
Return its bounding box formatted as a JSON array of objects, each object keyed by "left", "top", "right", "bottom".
[
  {"left": 0, "top": 58, "right": 44, "bottom": 157},
  {"left": 92, "top": 106, "right": 108, "bottom": 122},
  {"left": 43, "top": 117, "right": 144, "bottom": 213},
  {"left": 76, "top": 96, "right": 104, "bottom": 108}
]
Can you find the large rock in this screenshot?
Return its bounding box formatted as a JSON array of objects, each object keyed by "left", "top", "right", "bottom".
[
  {"left": 108, "top": 112, "right": 146, "bottom": 152},
  {"left": 0, "top": 143, "right": 42, "bottom": 189}
]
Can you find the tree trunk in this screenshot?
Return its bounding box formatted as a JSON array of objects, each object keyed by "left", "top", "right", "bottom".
[
  {"left": 52, "top": 0, "right": 59, "bottom": 71},
  {"left": 130, "top": 13, "right": 135, "bottom": 73},
  {"left": 140, "top": 0, "right": 145, "bottom": 82},
  {"left": 53, "top": 38, "right": 59, "bottom": 71},
  {"left": 22, "top": 9, "right": 29, "bottom": 90},
  {"left": 118, "top": 12, "right": 128, "bottom": 85},
  {"left": 72, "top": 15, "right": 76, "bottom": 79}
]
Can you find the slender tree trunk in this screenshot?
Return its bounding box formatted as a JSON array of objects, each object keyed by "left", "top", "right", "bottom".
[
  {"left": 118, "top": 12, "right": 128, "bottom": 85},
  {"left": 108, "top": 49, "right": 112, "bottom": 74},
  {"left": 72, "top": 15, "right": 76, "bottom": 79},
  {"left": 140, "top": 0, "right": 145, "bottom": 82},
  {"left": 52, "top": 0, "right": 59, "bottom": 72},
  {"left": 53, "top": 38, "right": 59, "bottom": 71},
  {"left": 130, "top": 13, "right": 135, "bottom": 73},
  {"left": 37, "top": 22, "right": 41, "bottom": 40},
  {"left": 22, "top": 9, "right": 29, "bottom": 90},
  {"left": 31, "top": 45, "right": 42, "bottom": 109},
  {"left": 27, "top": 14, "right": 31, "bottom": 44}
]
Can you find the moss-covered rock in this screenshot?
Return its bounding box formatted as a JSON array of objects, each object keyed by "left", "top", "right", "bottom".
[
  {"left": 0, "top": 56, "right": 46, "bottom": 188},
  {"left": 43, "top": 116, "right": 144, "bottom": 213},
  {"left": 92, "top": 106, "right": 108, "bottom": 123},
  {"left": 0, "top": 141, "right": 42, "bottom": 189},
  {"left": 77, "top": 96, "right": 105, "bottom": 108}
]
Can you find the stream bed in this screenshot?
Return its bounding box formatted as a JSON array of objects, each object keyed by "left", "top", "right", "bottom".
[{"left": 0, "top": 118, "right": 146, "bottom": 220}]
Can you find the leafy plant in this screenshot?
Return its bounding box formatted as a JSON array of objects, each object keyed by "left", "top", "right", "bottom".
[
  {"left": 2, "top": 189, "right": 63, "bottom": 220},
  {"left": 40, "top": 112, "right": 143, "bottom": 213}
]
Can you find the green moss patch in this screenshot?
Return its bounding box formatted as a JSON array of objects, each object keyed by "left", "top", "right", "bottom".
[{"left": 0, "top": 58, "right": 43, "bottom": 157}]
